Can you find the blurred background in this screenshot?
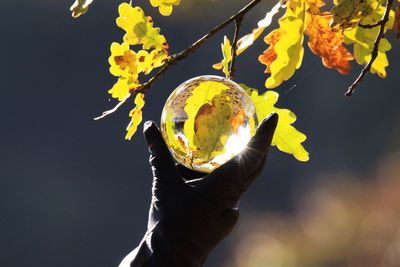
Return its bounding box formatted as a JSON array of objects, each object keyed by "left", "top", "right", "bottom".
[{"left": 1, "top": 0, "right": 400, "bottom": 266}]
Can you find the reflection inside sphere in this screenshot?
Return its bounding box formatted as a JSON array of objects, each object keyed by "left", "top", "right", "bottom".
[{"left": 160, "top": 75, "right": 258, "bottom": 173}]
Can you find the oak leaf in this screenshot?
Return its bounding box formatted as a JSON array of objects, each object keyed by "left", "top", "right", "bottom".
[
  {"left": 344, "top": 0, "right": 394, "bottom": 77},
  {"left": 305, "top": 14, "right": 354, "bottom": 74},
  {"left": 149, "top": 0, "right": 181, "bottom": 16},
  {"left": 213, "top": 3, "right": 282, "bottom": 72},
  {"left": 259, "top": 30, "right": 281, "bottom": 74},
  {"left": 192, "top": 93, "right": 235, "bottom": 162},
  {"left": 125, "top": 93, "right": 145, "bottom": 140},
  {"left": 109, "top": 42, "right": 139, "bottom": 79},
  {"left": 242, "top": 84, "right": 309, "bottom": 162},
  {"left": 183, "top": 81, "right": 227, "bottom": 154},
  {"left": 236, "top": 2, "right": 282, "bottom": 55},
  {"left": 108, "top": 77, "right": 139, "bottom": 102},
  {"left": 259, "top": 1, "right": 305, "bottom": 89},
  {"left": 212, "top": 36, "right": 232, "bottom": 77},
  {"left": 116, "top": 3, "right": 169, "bottom": 51},
  {"left": 136, "top": 49, "right": 169, "bottom": 75},
  {"left": 330, "top": 0, "right": 365, "bottom": 28}
]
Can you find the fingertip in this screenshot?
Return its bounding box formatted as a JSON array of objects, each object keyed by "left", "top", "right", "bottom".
[
  {"left": 245, "top": 112, "right": 278, "bottom": 154},
  {"left": 143, "top": 121, "right": 163, "bottom": 146},
  {"left": 259, "top": 112, "right": 278, "bottom": 131},
  {"left": 198, "top": 113, "right": 279, "bottom": 200},
  {"left": 143, "top": 120, "right": 157, "bottom": 135},
  {"left": 255, "top": 112, "right": 278, "bottom": 139}
]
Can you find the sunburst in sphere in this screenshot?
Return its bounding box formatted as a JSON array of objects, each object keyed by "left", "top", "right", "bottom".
[{"left": 160, "top": 75, "right": 258, "bottom": 173}]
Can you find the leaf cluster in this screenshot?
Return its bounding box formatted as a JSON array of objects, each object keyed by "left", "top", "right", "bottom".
[{"left": 70, "top": 0, "right": 400, "bottom": 163}]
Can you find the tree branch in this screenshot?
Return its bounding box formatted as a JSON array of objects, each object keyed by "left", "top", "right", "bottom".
[
  {"left": 229, "top": 18, "right": 243, "bottom": 79},
  {"left": 359, "top": 21, "right": 384, "bottom": 29},
  {"left": 345, "top": 0, "right": 394, "bottom": 97},
  {"left": 95, "top": 0, "right": 263, "bottom": 120}
]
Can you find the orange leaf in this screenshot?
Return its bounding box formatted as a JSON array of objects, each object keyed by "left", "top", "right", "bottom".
[
  {"left": 306, "top": 0, "right": 325, "bottom": 13},
  {"left": 305, "top": 14, "right": 353, "bottom": 74},
  {"left": 258, "top": 29, "right": 282, "bottom": 74}
]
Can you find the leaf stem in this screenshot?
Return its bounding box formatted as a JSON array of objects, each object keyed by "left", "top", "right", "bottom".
[
  {"left": 95, "top": 0, "right": 263, "bottom": 120},
  {"left": 229, "top": 18, "right": 244, "bottom": 79},
  {"left": 345, "top": 0, "right": 394, "bottom": 97}
]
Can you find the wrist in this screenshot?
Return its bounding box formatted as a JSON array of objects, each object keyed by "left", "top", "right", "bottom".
[{"left": 121, "top": 231, "right": 205, "bottom": 267}]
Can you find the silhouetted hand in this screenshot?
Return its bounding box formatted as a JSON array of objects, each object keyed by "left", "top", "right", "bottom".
[{"left": 119, "top": 113, "right": 278, "bottom": 267}]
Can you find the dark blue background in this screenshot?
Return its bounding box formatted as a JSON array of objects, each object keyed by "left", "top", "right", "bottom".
[{"left": 1, "top": 0, "right": 399, "bottom": 266}]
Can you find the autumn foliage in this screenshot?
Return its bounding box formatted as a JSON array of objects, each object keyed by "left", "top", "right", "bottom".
[{"left": 71, "top": 0, "right": 400, "bottom": 162}]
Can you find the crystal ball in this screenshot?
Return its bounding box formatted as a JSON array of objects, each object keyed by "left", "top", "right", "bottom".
[{"left": 160, "top": 75, "right": 258, "bottom": 173}]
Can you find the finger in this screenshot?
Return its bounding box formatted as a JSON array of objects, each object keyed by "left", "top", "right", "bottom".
[
  {"left": 143, "top": 121, "right": 179, "bottom": 180},
  {"left": 246, "top": 112, "right": 279, "bottom": 157},
  {"left": 215, "top": 112, "right": 278, "bottom": 176},
  {"left": 196, "top": 113, "right": 278, "bottom": 204},
  {"left": 175, "top": 163, "right": 207, "bottom": 181}
]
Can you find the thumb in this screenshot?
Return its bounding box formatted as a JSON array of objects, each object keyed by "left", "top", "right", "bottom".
[
  {"left": 215, "top": 112, "right": 278, "bottom": 178},
  {"left": 195, "top": 113, "right": 278, "bottom": 205}
]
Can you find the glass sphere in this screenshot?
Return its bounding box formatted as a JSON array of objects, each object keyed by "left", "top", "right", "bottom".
[{"left": 160, "top": 75, "right": 258, "bottom": 173}]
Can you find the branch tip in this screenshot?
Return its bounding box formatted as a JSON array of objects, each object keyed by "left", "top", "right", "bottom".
[
  {"left": 96, "top": 0, "right": 263, "bottom": 119},
  {"left": 345, "top": 0, "right": 393, "bottom": 97}
]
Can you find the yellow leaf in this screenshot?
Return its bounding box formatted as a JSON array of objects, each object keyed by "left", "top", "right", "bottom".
[
  {"left": 242, "top": 84, "right": 309, "bottom": 162},
  {"left": 109, "top": 42, "right": 139, "bottom": 79},
  {"left": 259, "top": 1, "right": 306, "bottom": 89},
  {"left": 125, "top": 93, "right": 145, "bottom": 140},
  {"left": 108, "top": 77, "right": 140, "bottom": 101},
  {"left": 241, "top": 2, "right": 283, "bottom": 52},
  {"left": 116, "top": 3, "right": 169, "bottom": 51},
  {"left": 149, "top": 0, "right": 181, "bottom": 16},
  {"left": 213, "top": 2, "right": 282, "bottom": 70},
  {"left": 236, "top": 27, "right": 266, "bottom": 56},
  {"left": 136, "top": 49, "right": 169, "bottom": 75},
  {"left": 183, "top": 81, "right": 228, "bottom": 153},
  {"left": 259, "top": 29, "right": 281, "bottom": 74},
  {"left": 109, "top": 42, "right": 169, "bottom": 78},
  {"left": 212, "top": 36, "right": 232, "bottom": 77},
  {"left": 107, "top": 42, "right": 169, "bottom": 100},
  {"left": 344, "top": 0, "right": 394, "bottom": 77},
  {"left": 192, "top": 93, "right": 237, "bottom": 162},
  {"left": 237, "top": 2, "right": 283, "bottom": 56},
  {"left": 70, "top": 0, "right": 94, "bottom": 18},
  {"left": 107, "top": 42, "right": 142, "bottom": 101}
]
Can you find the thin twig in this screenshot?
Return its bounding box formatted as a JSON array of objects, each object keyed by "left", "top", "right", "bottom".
[
  {"left": 359, "top": 21, "right": 384, "bottom": 28},
  {"left": 95, "top": 0, "right": 263, "bottom": 120},
  {"left": 229, "top": 18, "right": 243, "bottom": 79},
  {"left": 94, "top": 93, "right": 132, "bottom": 120},
  {"left": 345, "top": 0, "right": 394, "bottom": 97}
]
